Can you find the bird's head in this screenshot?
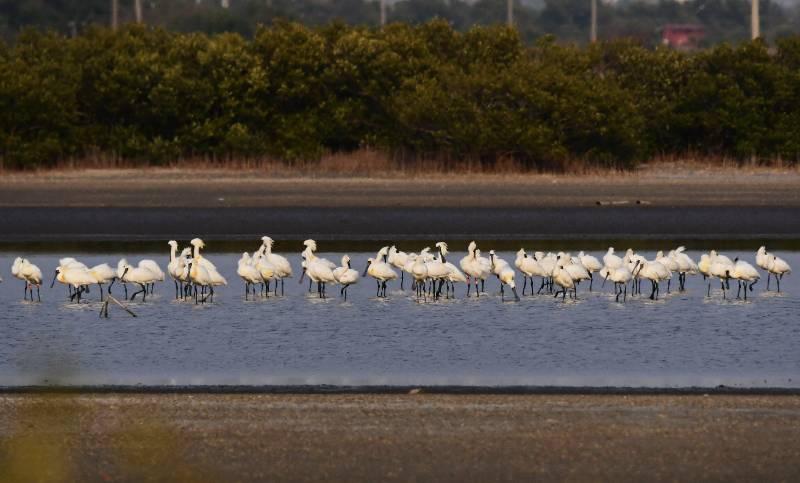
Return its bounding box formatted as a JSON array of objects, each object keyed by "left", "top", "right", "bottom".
[
  {"left": 50, "top": 267, "right": 62, "bottom": 288},
  {"left": 190, "top": 238, "right": 205, "bottom": 249},
  {"left": 168, "top": 240, "right": 178, "bottom": 248}
]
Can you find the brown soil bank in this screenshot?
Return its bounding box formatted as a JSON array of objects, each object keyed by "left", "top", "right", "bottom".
[
  {"left": 1, "top": 394, "right": 799, "bottom": 481},
  {"left": 1, "top": 168, "right": 799, "bottom": 241},
  {"left": 1, "top": 168, "right": 799, "bottom": 208}
]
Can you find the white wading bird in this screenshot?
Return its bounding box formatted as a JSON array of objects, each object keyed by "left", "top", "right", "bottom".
[
  {"left": 300, "top": 240, "right": 335, "bottom": 293},
  {"left": 707, "top": 251, "right": 734, "bottom": 298},
  {"left": 766, "top": 252, "right": 791, "bottom": 292},
  {"left": 300, "top": 242, "right": 336, "bottom": 298},
  {"left": 728, "top": 258, "right": 760, "bottom": 300},
  {"left": 364, "top": 246, "right": 398, "bottom": 298},
  {"left": 333, "top": 255, "right": 359, "bottom": 300},
  {"left": 460, "top": 241, "right": 486, "bottom": 297},
  {"left": 578, "top": 251, "right": 602, "bottom": 291},
  {"left": 168, "top": 240, "right": 191, "bottom": 299},
  {"left": 633, "top": 259, "right": 670, "bottom": 300},
  {"left": 608, "top": 261, "right": 635, "bottom": 302},
  {"left": 670, "top": 246, "right": 697, "bottom": 291},
  {"left": 138, "top": 259, "right": 164, "bottom": 294},
  {"left": 602, "top": 247, "right": 624, "bottom": 289},
  {"left": 515, "top": 249, "right": 543, "bottom": 296},
  {"left": 388, "top": 246, "right": 409, "bottom": 290},
  {"left": 489, "top": 250, "right": 520, "bottom": 302},
  {"left": 51, "top": 265, "right": 97, "bottom": 303},
  {"left": 115, "top": 259, "right": 159, "bottom": 302},
  {"left": 237, "top": 252, "right": 263, "bottom": 300},
  {"left": 89, "top": 263, "right": 116, "bottom": 301},
  {"left": 535, "top": 252, "right": 557, "bottom": 294},
  {"left": 188, "top": 238, "right": 227, "bottom": 301},
  {"left": 425, "top": 242, "right": 453, "bottom": 300},
  {"left": 410, "top": 254, "right": 429, "bottom": 300},
  {"left": 552, "top": 264, "right": 575, "bottom": 300},
  {"left": 12, "top": 257, "right": 43, "bottom": 301},
  {"left": 261, "top": 236, "right": 292, "bottom": 296}
]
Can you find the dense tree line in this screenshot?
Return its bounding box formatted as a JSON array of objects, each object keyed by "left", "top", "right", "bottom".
[
  {"left": 2, "top": 23, "right": 800, "bottom": 169},
  {"left": 1, "top": 0, "right": 799, "bottom": 45}
]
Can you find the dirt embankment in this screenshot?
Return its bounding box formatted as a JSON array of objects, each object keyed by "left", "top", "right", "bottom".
[
  {"left": 1, "top": 393, "right": 799, "bottom": 482},
  {"left": 1, "top": 167, "right": 799, "bottom": 208}
]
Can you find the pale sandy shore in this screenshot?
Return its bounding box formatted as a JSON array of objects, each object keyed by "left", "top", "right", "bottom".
[{"left": 1, "top": 393, "right": 799, "bottom": 481}]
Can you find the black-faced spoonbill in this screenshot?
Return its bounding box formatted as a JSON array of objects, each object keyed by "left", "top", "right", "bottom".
[
  {"left": 552, "top": 264, "right": 575, "bottom": 300},
  {"left": 364, "top": 246, "right": 398, "bottom": 298},
  {"left": 261, "top": 236, "right": 293, "bottom": 296},
  {"left": 766, "top": 254, "right": 791, "bottom": 292},
  {"left": 12, "top": 257, "right": 43, "bottom": 301},
  {"left": 89, "top": 263, "right": 116, "bottom": 301},
  {"left": 728, "top": 258, "right": 760, "bottom": 300},
  {"left": 608, "top": 261, "right": 635, "bottom": 302},
  {"left": 578, "top": 251, "right": 602, "bottom": 291},
  {"left": 333, "top": 255, "right": 359, "bottom": 300},
  {"left": 116, "top": 259, "right": 159, "bottom": 302},
  {"left": 489, "top": 250, "right": 520, "bottom": 302},
  {"left": 237, "top": 252, "right": 263, "bottom": 300},
  {"left": 388, "top": 246, "right": 410, "bottom": 290},
  {"left": 51, "top": 266, "right": 96, "bottom": 303}
]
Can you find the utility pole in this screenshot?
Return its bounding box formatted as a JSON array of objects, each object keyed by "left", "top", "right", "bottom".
[
  {"left": 507, "top": 0, "right": 514, "bottom": 27},
  {"left": 134, "top": 0, "right": 143, "bottom": 23},
  {"left": 590, "top": 0, "right": 597, "bottom": 42},
  {"left": 380, "top": 0, "right": 387, "bottom": 26},
  {"left": 111, "top": 0, "right": 119, "bottom": 30},
  {"left": 751, "top": 0, "right": 760, "bottom": 39}
]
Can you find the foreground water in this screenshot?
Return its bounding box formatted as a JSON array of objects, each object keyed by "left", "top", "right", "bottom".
[{"left": 0, "top": 250, "right": 797, "bottom": 388}]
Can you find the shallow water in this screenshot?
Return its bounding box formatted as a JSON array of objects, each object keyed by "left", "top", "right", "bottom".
[{"left": 0, "top": 249, "right": 797, "bottom": 388}]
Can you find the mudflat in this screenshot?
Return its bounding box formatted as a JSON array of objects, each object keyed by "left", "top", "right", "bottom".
[
  {"left": 1, "top": 168, "right": 799, "bottom": 208},
  {"left": 1, "top": 168, "right": 799, "bottom": 241},
  {"left": 1, "top": 393, "right": 799, "bottom": 481}
]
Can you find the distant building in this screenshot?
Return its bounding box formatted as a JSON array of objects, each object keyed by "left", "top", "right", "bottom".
[{"left": 661, "top": 24, "right": 706, "bottom": 50}]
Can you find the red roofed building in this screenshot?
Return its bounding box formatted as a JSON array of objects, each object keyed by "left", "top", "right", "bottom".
[{"left": 662, "top": 24, "right": 706, "bottom": 50}]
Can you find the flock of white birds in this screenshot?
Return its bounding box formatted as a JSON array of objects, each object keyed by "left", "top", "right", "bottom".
[{"left": 2, "top": 238, "right": 793, "bottom": 305}]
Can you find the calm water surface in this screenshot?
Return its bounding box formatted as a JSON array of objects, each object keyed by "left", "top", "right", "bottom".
[{"left": 0, "top": 249, "right": 797, "bottom": 388}]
